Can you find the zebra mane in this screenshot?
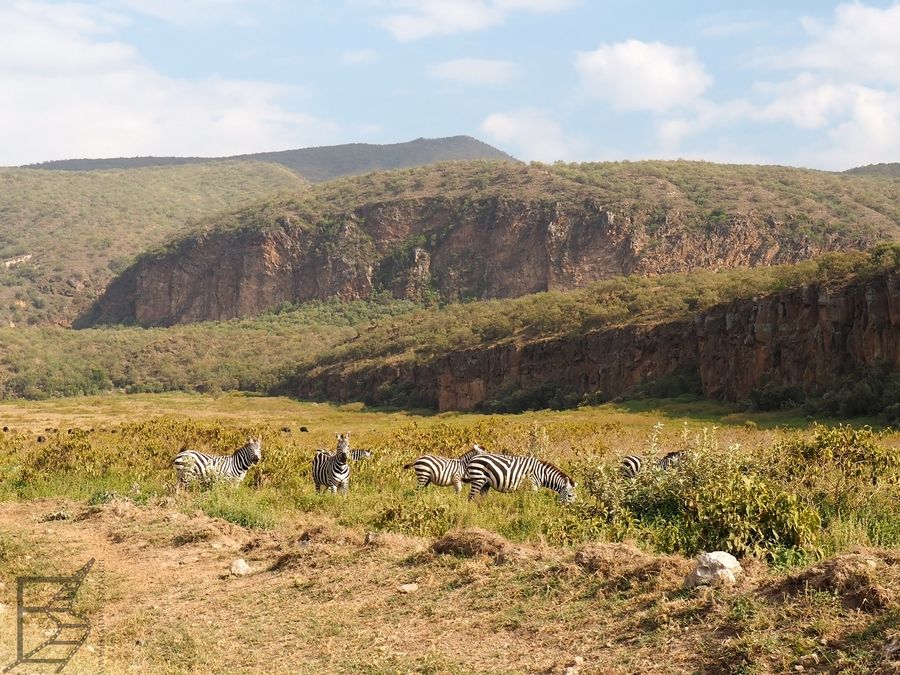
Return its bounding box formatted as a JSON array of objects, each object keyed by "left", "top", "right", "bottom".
[{"left": 538, "top": 458, "right": 574, "bottom": 485}]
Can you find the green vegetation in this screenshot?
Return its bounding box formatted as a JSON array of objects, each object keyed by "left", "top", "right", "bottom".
[
  {"left": 0, "top": 298, "right": 417, "bottom": 399},
  {"left": 0, "top": 161, "right": 305, "bottom": 325},
  {"left": 0, "top": 248, "right": 895, "bottom": 416},
  {"left": 1, "top": 400, "right": 896, "bottom": 563}
]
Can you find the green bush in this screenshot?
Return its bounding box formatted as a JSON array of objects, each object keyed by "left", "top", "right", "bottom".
[{"left": 581, "top": 451, "right": 821, "bottom": 559}]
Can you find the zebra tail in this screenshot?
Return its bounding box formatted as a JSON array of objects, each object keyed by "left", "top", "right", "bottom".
[{"left": 403, "top": 460, "right": 417, "bottom": 470}]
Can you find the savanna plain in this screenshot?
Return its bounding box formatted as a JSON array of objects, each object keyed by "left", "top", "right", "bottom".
[{"left": 1, "top": 393, "right": 898, "bottom": 674}]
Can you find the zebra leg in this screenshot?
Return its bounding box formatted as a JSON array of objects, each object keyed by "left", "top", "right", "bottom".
[
  {"left": 327, "top": 484, "right": 337, "bottom": 494},
  {"left": 467, "top": 480, "right": 482, "bottom": 500},
  {"left": 341, "top": 479, "right": 349, "bottom": 494},
  {"left": 453, "top": 476, "right": 462, "bottom": 494}
]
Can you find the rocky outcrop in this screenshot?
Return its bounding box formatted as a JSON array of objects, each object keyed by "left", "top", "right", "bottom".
[
  {"left": 295, "top": 271, "right": 899, "bottom": 410},
  {"left": 80, "top": 195, "right": 864, "bottom": 326}
]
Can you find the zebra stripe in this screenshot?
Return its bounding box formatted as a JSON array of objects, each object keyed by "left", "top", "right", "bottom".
[
  {"left": 620, "top": 451, "right": 684, "bottom": 479},
  {"left": 404, "top": 444, "right": 484, "bottom": 494},
  {"left": 465, "top": 453, "right": 576, "bottom": 504},
  {"left": 349, "top": 448, "right": 373, "bottom": 461},
  {"left": 312, "top": 433, "right": 351, "bottom": 493},
  {"left": 173, "top": 437, "right": 262, "bottom": 486}
]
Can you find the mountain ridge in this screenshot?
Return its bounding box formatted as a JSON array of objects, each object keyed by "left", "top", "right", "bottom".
[
  {"left": 19, "top": 135, "right": 518, "bottom": 181},
  {"left": 78, "top": 160, "right": 899, "bottom": 327}
]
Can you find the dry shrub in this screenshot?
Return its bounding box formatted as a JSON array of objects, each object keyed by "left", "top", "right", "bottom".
[
  {"left": 775, "top": 550, "right": 899, "bottom": 612},
  {"left": 172, "top": 527, "right": 215, "bottom": 546},
  {"left": 432, "top": 527, "right": 508, "bottom": 558},
  {"left": 574, "top": 542, "right": 691, "bottom": 588}
]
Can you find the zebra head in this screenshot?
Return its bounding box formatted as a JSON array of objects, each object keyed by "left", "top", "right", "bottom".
[
  {"left": 558, "top": 479, "right": 577, "bottom": 504},
  {"left": 246, "top": 437, "right": 263, "bottom": 464},
  {"left": 335, "top": 433, "right": 351, "bottom": 462}
]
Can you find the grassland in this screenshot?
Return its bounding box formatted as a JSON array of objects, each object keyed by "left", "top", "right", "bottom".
[
  {"left": 0, "top": 393, "right": 897, "bottom": 673},
  {"left": 0, "top": 161, "right": 305, "bottom": 325}
]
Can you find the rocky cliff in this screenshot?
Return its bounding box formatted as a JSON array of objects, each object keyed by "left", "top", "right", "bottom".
[
  {"left": 294, "top": 270, "right": 899, "bottom": 410},
  {"left": 80, "top": 192, "right": 867, "bottom": 327}
]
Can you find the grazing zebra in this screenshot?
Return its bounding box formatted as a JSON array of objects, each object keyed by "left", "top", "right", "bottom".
[
  {"left": 620, "top": 451, "right": 684, "bottom": 479},
  {"left": 312, "top": 433, "right": 351, "bottom": 493},
  {"left": 404, "top": 444, "right": 485, "bottom": 494},
  {"left": 173, "top": 437, "right": 262, "bottom": 487},
  {"left": 465, "top": 453, "right": 576, "bottom": 504},
  {"left": 350, "top": 448, "right": 373, "bottom": 461}
]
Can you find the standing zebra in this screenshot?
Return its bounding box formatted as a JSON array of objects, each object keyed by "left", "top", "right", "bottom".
[
  {"left": 465, "top": 453, "right": 576, "bottom": 504},
  {"left": 620, "top": 451, "right": 684, "bottom": 479},
  {"left": 173, "top": 437, "right": 262, "bottom": 487},
  {"left": 349, "top": 448, "right": 373, "bottom": 461},
  {"left": 404, "top": 444, "right": 484, "bottom": 494},
  {"left": 312, "top": 433, "right": 351, "bottom": 493}
]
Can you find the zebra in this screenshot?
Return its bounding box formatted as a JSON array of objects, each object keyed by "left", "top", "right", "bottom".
[
  {"left": 465, "top": 453, "right": 576, "bottom": 504},
  {"left": 312, "top": 433, "right": 351, "bottom": 493},
  {"left": 349, "top": 448, "right": 373, "bottom": 461},
  {"left": 620, "top": 451, "right": 684, "bottom": 479},
  {"left": 173, "top": 437, "right": 262, "bottom": 487},
  {"left": 404, "top": 444, "right": 485, "bottom": 494}
]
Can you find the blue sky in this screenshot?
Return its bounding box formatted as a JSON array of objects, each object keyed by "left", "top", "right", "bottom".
[{"left": 2, "top": 0, "right": 899, "bottom": 169}]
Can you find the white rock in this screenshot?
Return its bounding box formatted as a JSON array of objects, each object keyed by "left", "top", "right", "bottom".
[
  {"left": 230, "top": 558, "right": 251, "bottom": 576},
  {"left": 684, "top": 551, "right": 743, "bottom": 589},
  {"left": 398, "top": 583, "right": 418, "bottom": 593}
]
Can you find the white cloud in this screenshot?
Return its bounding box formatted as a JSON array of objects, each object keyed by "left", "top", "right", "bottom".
[
  {"left": 108, "top": 0, "right": 261, "bottom": 28},
  {"left": 699, "top": 19, "right": 765, "bottom": 38},
  {"left": 379, "top": 0, "right": 573, "bottom": 41},
  {"left": 480, "top": 109, "right": 581, "bottom": 162},
  {"left": 430, "top": 58, "right": 517, "bottom": 85},
  {"left": 0, "top": 2, "right": 335, "bottom": 165},
  {"left": 342, "top": 48, "right": 378, "bottom": 64},
  {"left": 787, "top": 2, "right": 900, "bottom": 85},
  {"left": 575, "top": 40, "right": 712, "bottom": 112}
]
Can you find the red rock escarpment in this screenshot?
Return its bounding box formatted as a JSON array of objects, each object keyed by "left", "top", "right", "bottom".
[
  {"left": 295, "top": 271, "right": 899, "bottom": 410},
  {"left": 79, "top": 196, "right": 861, "bottom": 326}
]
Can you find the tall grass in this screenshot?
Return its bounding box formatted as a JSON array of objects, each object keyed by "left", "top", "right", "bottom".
[{"left": 2, "top": 408, "right": 896, "bottom": 565}]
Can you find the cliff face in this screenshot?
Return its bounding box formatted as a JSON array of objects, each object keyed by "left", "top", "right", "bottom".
[
  {"left": 81, "top": 196, "right": 860, "bottom": 326},
  {"left": 295, "top": 271, "right": 900, "bottom": 410}
]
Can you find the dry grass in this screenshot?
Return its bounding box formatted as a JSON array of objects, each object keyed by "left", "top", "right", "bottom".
[{"left": 2, "top": 498, "right": 899, "bottom": 673}]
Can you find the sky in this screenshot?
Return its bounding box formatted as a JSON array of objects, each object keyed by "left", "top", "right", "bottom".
[{"left": 2, "top": 0, "right": 899, "bottom": 170}]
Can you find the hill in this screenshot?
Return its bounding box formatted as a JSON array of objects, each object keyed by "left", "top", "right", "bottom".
[
  {"left": 0, "top": 161, "right": 306, "bottom": 326},
  {"left": 81, "top": 159, "right": 900, "bottom": 327},
  {"left": 844, "top": 162, "right": 900, "bottom": 177},
  {"left": 19, "top": 135, "right": 518, "bottom": 182}
]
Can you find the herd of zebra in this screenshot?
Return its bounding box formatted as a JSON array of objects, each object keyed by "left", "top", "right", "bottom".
[{"left": 172, "top": 433, "right": 685, "bottom": 503}]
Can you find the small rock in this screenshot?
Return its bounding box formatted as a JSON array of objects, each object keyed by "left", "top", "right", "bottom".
[
  {"left": 794, "top": 666, "right": 804, "bottom": 672},
  {"left": 563, "top": 668, "right": 578, "bottom": 675},
  {"left": 230, "top": 558, "right": 251, "bottom": 576},
  {"left": 684, "top": 551, "right": 743, "bottom": 589},
  {"left": 0, "top": 603, "right": 7, "bottom": 615},
  {"left": 398, "top": 583, "right": 418, "bottom": 594},
  {"left": 135, "top": 639, "right": 144, "bottom": 646},
  {"left": 573, "top": 657, "right": 584, "bottom": 666}
]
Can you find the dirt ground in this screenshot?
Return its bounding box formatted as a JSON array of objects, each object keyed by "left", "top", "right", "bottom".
[{"left": 2, "top": 497, "right": 898, "bottom": 674}]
